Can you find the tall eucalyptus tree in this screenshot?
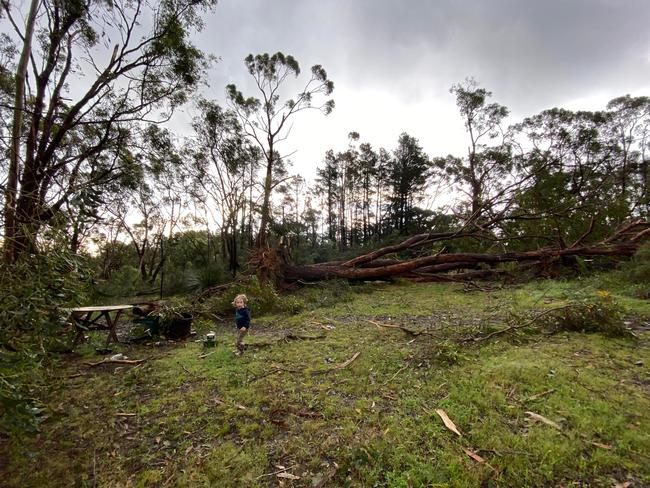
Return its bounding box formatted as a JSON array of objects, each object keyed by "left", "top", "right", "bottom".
[
  {"left": 226, "top": 52, "right": 334, "bottom": 247},
  {"left": 1, "top": 0, "right": 216, "bottom": 262}
]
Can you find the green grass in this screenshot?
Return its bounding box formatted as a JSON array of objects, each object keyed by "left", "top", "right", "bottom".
[{"left": 2, "top": 277, "right": 649, "bottom": 487}]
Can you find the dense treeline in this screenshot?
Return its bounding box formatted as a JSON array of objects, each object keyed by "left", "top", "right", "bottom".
[
  {"left": 1, "top": 1, "right": 650, "bottom": 290},
  {"left": 82, "top": 88, "right": 650, "bottom": 295}
]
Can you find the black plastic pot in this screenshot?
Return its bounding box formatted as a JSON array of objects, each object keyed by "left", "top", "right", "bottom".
[{"left": 164, "top": 313, "right": 193, "bottom": 339}]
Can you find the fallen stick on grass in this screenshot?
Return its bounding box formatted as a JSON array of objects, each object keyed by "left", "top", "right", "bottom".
[
  {"left": 179, "top": 363, "right": 202, "bottom": 378},
  {"left": 312, "top": 351, "right": 361, "bottom": 375},
  {"left": 331, "top": 351, "right": 361, "bottom": 370},
  {"left": 254, "top": 465, "right": 297, "bottom": 480},
  {"left": 383, "top": 365, "right": 409, "bottom": 385},
  {"left": 527, "top": 388, "right": 556, "bottom": 401},
  {"left": 84, "top": 358, "right": 147, "bottom": 367},
  {"left": 367, "top": 319, "right": 435, "bottom": 337},
  {"left": 247, "top": 366, "right": 302, "bottom": 383},
  {"left": 525, "top": 411, "right": 562, "bottom": 430}
]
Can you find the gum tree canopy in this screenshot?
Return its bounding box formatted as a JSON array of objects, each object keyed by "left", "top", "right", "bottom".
[
  {"left": 1, "top": 0, "right": 217, "bottom": 262},
  {"left": 226, "top": 52, "right": 334, "bottom": 248}
]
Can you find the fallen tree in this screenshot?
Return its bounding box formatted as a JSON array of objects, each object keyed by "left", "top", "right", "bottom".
[{"left": 251, "top": 220, "right": 650, "bottom": 284}]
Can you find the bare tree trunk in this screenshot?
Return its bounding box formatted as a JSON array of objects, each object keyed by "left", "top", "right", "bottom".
[
  {"left": 3, "top": 0, "right": 40, "bottom": 263},
  {"left": 248, "top": 162, "right": 255, "bottom": 247},
  {"left": 257, "top": 149, "right": 274, "bottom": 247}
]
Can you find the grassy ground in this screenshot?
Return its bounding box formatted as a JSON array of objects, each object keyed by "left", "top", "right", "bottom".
[{"left": 1, "top": 277, "right": 649, "bottom": 487}]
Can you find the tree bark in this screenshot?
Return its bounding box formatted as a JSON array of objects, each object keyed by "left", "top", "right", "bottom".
[
  {"left": 257, "top": 147, "right": 274, "bottom": 248},
  {"left": 3, "top": 0, "right": 40, "bottom": 263},
  {"left": 268, "top": 220, "right": 650, "bottom": 284}
]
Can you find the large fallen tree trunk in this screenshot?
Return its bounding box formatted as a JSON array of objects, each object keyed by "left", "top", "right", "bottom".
[{"left": 253, "top": 220, "right": 650, "bottom": 284}]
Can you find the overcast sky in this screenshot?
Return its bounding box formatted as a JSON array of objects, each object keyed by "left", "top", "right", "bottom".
[{"left": 174, "top": 0, "right": 650, "bottom": 182}]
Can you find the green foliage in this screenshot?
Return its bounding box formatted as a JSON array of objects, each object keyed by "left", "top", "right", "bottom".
[
  {"left": 617, "top": 243, "right": 650, "bottom": 298},
  {"left": 162, "top": 266, "right": 202, "bottom": 295},
  {"left": 0, "top": 353, "right": 44, "bottom": 437},
  {"left": 387, "top": 133, "right": 431, "bottom": 232},
  {"left": 0, "top": 250, "right": 89, "bottom": 439},
  {"left": 0, "top": 252, "right": 89, "bottom": 336},
  {"left": 93, "top": 265, "right": 140, "bottom": 297},
  {"left": 199, "top": 276, "right": 305, "bottom": 317},
  {"left": 151, "top": 302, "right": 194, "bottom": 338},
  {"left": 430, "top": 340, "right": 466, "bottom": 365},
  {"left": 540, "top": 291, "right": 630, "bottom": 337}
]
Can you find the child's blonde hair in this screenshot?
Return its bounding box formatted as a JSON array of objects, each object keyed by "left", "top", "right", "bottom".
[{"left": 232, "top": 294, "right": 248, "bottom": 306}]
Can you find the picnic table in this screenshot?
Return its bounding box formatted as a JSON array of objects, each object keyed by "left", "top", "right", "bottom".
[{"left": 68, "top": 305, "right": 134, "bottom": 346}]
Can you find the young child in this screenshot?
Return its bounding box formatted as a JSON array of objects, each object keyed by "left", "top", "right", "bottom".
[{"left": 232, "top": 294, "right": 251, "bottom": 355}]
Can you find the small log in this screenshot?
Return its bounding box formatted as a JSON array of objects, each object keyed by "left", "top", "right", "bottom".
[{"left": 132, "top": 300, "right": 168, "bottom": 316}]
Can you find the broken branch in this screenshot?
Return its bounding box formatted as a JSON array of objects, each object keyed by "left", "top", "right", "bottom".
[
  {"left": 313, "top": 351, "right": 361, "bottom": 375},
  {"left": 84, "top": 358, "right": 147, "bottom": 367},
  {"left": 367, "top": 319, "right": 435, "bottom": 337}
]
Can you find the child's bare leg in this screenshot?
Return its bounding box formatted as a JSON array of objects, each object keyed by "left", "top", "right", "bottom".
[{"left": 236, "top": 327, "right": 248, "bottom": 352}]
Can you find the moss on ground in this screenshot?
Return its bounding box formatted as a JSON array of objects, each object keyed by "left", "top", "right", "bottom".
[{"left": 1, "top": 278, "right": 649, "bottom": 487}]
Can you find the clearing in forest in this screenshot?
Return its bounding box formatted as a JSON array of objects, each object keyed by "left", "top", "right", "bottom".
[{"left": 2, "top": 279, "right": 649, "bottom": 487}]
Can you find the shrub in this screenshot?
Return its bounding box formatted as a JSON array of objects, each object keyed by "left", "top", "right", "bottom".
[
  {"left": 197, "top": 261, "right": 228, "bottom": 289},
  {"left": 626, "top": 243, "right": 650, "bottom": 283},
  {"left": 199, "top": 276, "right": 305, "bottom": 318},
  {"left": 617, "top": 243, "right": 650, "bottom": 298},
  {"left": 92, "top": 265, "right": 139, "bottom": 297},
  {"left": 540, "top": 291, "right": 631, "bottom": 337}
]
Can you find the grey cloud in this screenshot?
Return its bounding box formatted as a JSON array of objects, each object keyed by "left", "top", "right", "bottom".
[{"left": 196, "top": 0, "right": 650, "bottom": 116}]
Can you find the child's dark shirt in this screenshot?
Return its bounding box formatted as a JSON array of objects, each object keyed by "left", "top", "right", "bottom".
[{"left": 235, "top": 307, "right": 251, "bottom": 329}]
